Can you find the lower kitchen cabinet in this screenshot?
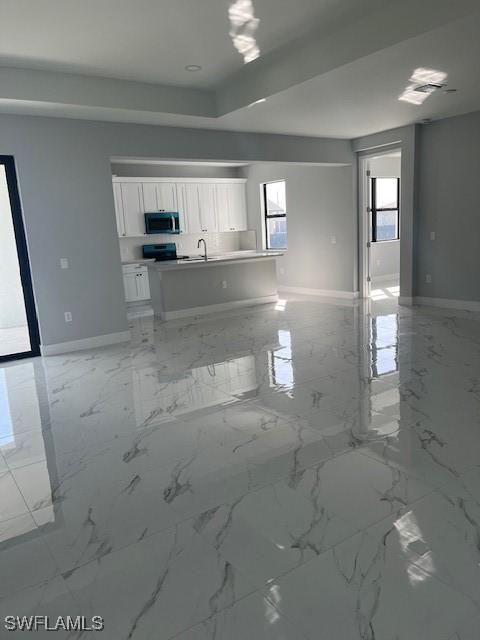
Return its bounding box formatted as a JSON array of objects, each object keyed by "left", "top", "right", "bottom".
[{"left": 122, "top": 265, "right": 151, "bottom": 302}]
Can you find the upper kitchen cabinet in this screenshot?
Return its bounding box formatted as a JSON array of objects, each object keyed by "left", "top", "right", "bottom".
[
  {"left": 215, "top": 184, "right": 230, "bottom": 232},
  {"left": 228, "top": 183, "right": 247, "bottom": 231},
  {"left": 215, "top": 183, "right": 248, "bottom": 232},
  {"left": 177, "top": 183, "right": 201, "bottom": 234},
  {"left": 142, "top": 182, "right": 177, "bottom": 212},
  {"left": 117, "top": 183, "right": 145, "bottom": 237},
  {"left": 113, "top": 178, "right": 247, "bottom": 237},
  {"left": 197, "top": 184, "right": 218, "bottom": 232},
  {"left": 113, "top": 182, "right": 126, "bottom": 236}
]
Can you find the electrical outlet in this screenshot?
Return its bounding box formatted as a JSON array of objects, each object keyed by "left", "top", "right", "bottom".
[
  {"left": 222, "top": 280, "right": 227, "bottom": 289},
  {"left": 60, "top": 258, "right": 69, "bottom": 269},
  {"left": 331, "top": 235, "right": 337, "bottom": 245},
  {"left": 430, "top": 231, "right": 436, "bottom": 241},
  {"left": 425, "top": 274, "right": 432, "bottom": 283},
  {"left": 64, "top": 311, "right": 72, "bottom": 323},
  {"left": 279, "top": 267, "right": 285, "bottom": 275}
]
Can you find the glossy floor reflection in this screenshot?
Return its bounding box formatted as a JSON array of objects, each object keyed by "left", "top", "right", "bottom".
[{"left": 1, "top": 293, "right": 480, "bottom": 639}]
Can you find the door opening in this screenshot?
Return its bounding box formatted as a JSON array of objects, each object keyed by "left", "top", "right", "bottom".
[
  {"left": 359, "top": 149, "right": 401, "bottom": 301},
  {"left": 0, "top": 156, "right": 40, "bottom": 361}
]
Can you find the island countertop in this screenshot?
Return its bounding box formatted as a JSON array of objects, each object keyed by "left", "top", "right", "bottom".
[{"left": 148, "top": 250, "right": 283, "bottom": 272}]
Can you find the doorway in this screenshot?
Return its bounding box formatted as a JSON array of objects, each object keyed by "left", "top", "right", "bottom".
[
  {"left": 359, "top": 148, "right": 401, "bottom": 300},
  {"left": 0, "top": 156, "right": 40, "bottom": 361}
]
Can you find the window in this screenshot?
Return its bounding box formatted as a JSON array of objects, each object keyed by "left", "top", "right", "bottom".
[
  {"left": 371, "top": 177, "right": 399, "bottom": 242},
  {"left": 263, "top": 180, "right": 287, "bottom": 249}
]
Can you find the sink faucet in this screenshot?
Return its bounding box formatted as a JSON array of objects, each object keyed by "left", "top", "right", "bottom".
[{"left": 197, "top": 238, "right": 208, "bottom": 262}]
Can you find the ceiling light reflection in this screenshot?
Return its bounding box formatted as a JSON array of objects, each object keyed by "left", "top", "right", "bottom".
[
  {"left": 399, "top": 85, "right": 431, "bottom": 105},
  {"left": 410, "top": 68, "right": 447, "bottom": 85},
  {"left": 399, "top": 67, "right": 448, "bottom": 105},
  {"left": 228, "top": 0, "right": 260, "bottom": 64}
]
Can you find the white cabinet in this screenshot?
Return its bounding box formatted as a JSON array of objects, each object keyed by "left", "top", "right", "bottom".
[
  {"left": 215, "top": 184, "right": 230, "bottom": 232},
  {"left": 122, "top": 265, "right": 150, "bottom": 302},
  {"left": 197, "top": 184, "right": 218, "bottom": 232},
  {"left": 177, "top": 183, "right": 202, "bottom": 234},
  {"left": 113, "top": 183, "right": 126, "bottom": 236},
  {"left": 113, "top": 179, "right": 247, "bottom": 238},
  {"left": 228, "top": 183, "right": 247, "bottom": 231},
  {"left": 123, "top": 272, "right": 138, "bottom": 302},
  {"left": 141, "top": 183, "right": 157, "bottom": 212},
  {"left": 120, "top": 183, "right": 145, "bottom": 237},
  {"left": 142, "top": 183, "right": 177, "bottom": 212},
  {"left": 214, "top": 183, "right": 247, "bottom": 232},
  {"left": 157, "top": 183, "right": 177, "bottom": 211}
]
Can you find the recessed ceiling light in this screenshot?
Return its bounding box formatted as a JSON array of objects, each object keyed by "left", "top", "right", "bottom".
[{"left": 185, "top": 65, "right": 202, "bottom": 72}]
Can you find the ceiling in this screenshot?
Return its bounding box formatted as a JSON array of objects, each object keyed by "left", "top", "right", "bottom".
[
  {"left": 1, "top": 0, "right": 480, "bottom": 139},
  {"left": 0, "top": 0, "right": 389, "bottom": 87}
]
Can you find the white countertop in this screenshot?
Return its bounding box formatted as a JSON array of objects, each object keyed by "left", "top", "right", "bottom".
[
  {"left": 121, "top": 259, "right": 156, "bottom": 267},
  {"left": 147, "top": 250, "right": 283, "bottom": 272}
]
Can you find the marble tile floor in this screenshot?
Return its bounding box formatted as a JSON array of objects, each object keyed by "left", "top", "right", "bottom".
[{"left": 1, "top": 293, "right": 480, "bottom": 638}]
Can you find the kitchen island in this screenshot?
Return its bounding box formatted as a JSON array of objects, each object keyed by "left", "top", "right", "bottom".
[{"left": 147, "top": 251, "right": 282, "bottom": 320}]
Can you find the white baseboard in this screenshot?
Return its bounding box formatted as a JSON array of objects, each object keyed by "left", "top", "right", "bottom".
[
  {"left": 161, "top": 295, "right": 278, "bottom": 321},
  {"left": 279, "top": 286, "right": 359, "bottom": 300},
  {"left": 41, "top": 330, "right": 131, "bottom": 356},
  {"left": 398, "top": 296, "right": 413, "bottom": 306},
  {"left": 414, "top": 296, "right": 480, "bottom": 312}
]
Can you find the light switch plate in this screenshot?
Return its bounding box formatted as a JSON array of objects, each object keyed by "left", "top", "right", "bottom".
[{"left": 60, "top": 258, "right": 69, "bottom": 269}]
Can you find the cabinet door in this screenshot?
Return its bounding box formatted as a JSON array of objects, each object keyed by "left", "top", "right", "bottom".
[
  {"left": 198, "top": 184, "right": 218, "bottom": 232},
  {"left": 142, "top": 183, "right": 158, "bottom": 212},
  {"left": 113, "top": 183, "right": 126, "bottom": 236},
  {"left": 179, "top": 184, "right": 202, "bottom": 234},
  {"left": 123, "top": 272, "right": 138, "bottom": 302},
  {"left": 136, "top": 270, "right": 151, "bottom": 300},
  {"left": 157, "top": 183, "right": 177, "bottom": 211},
  {"left": 175, "top": 184, "right": 186, "bottom": 233},
  {"left": 120, "top": 183, "right": 145, "bottom": 236},
  {"left": 215, "top": 184, "right": 231, "bottom": 232},
  {"left": 228, "top": 183, "right": 247, "bottom": 231}
]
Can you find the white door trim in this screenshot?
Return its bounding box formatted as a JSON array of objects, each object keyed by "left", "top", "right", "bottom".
[{"left": 357, "top": 145, "right": 402, "bottom": 300}]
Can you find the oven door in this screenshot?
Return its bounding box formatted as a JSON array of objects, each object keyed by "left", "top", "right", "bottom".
[{"left": 145, "top": 213, "right": 179, "bottom": 234}]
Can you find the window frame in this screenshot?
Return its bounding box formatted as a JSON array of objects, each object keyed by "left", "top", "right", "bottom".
[
  {"left": 370, "top": 177, "right": 400, "bottom": 243},
  {"left": 262, "top": 180, "right": 287, "bottom": 250}
]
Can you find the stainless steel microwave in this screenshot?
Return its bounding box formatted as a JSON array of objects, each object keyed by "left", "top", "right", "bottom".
[{"left": 144, "top": 211, "right": 180, "bottom": 235}]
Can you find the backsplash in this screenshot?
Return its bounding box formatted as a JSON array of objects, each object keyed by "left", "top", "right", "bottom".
[{"left": 119, "top": 232, "right": 251, "bottom": 261}]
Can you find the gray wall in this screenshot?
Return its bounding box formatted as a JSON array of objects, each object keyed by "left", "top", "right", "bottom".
[
  {"left": 0, "top": 113, "right": 352, "bottom": 348},
  {"left": 415, "top": 111, "right": 480, "bottom": 302},
  {"left": 243, "top": 164, "right": 356, "bottom": 294},
  {"left": 111, "top": 163, "right": 243, "bottom": 179}
]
